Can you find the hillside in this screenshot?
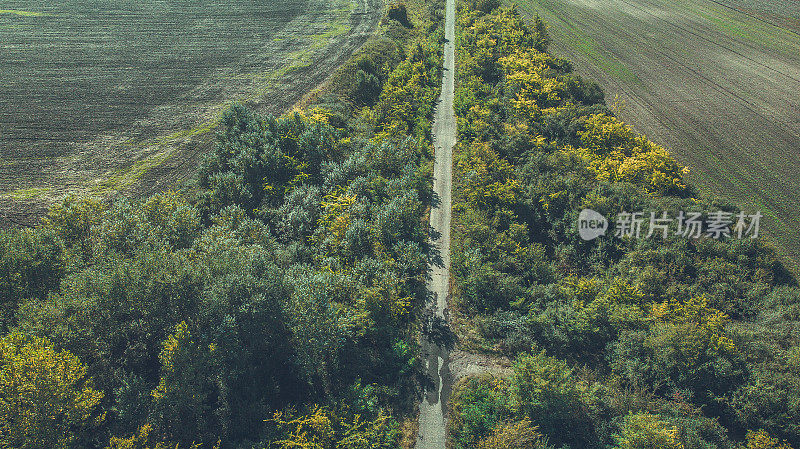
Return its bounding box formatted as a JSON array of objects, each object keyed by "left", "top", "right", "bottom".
[
  {"left": 512, "top": 0, "right": 800, "bottom": 273},
  {"left": 0, "top": 0, "right": 382, "bottom": 227}
]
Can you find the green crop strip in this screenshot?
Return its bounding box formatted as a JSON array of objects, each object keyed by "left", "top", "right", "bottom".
[
  {"left": 91, "top": 151, "right": 171, "bottom": 195},
  {"left": 0, "top": 10, "right": 48, "bottom": 17},
  {"left": 3, "top": 187, "right": 51, "bottom": 200}
]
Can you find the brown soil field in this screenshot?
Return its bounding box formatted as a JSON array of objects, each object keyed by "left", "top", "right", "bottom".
[
  {"left": 514, "top": 0, "right": 800, "bottom": 272},
  {"left": 0, "top": 0, "right": 383, "bottom": 226}
]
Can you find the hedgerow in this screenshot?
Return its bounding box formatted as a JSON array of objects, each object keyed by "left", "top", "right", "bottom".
[{"left": 449, "top": 2, "right": 800, "bottom": 448}]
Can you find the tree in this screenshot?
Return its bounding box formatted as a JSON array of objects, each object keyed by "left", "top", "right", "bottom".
[
  {"left": 0, "top": 228, "right": 64, "bottom": 330},
  {"left": 354, "top": 69, "right": 382, "bottom": 107},
  {"left": 0, "top": 331, "right": 104, "bottom": 449},
  {"left": 512, "top": 351, "right": 596, "bottom": 447},
  {"left": 612, "top": 413, "right": 683, "bottom": 449},
  {"left": 149, "top": 322, "right": 219, "bottom": 446},
  {"left": 456, "top": 142, "right": 521, "bottom": 211},
  {"left": 269, "top": 405, "right": 398, "bottom": 449},
  {"left": 611, "top": 296, "right": 744, "bottom": 410},
  {"left": 745, "top": 430, "right": 795, "bottom": 449},
  {"left": 477, "top": 419, "right": 552, "bottom": 449},
  {"left": 449, "top": 375, "right": 513, "bottom": 449},
  {"left": 532, "top": 15, "right": 550, "bottom": 52},
  {"left": 386, "top": 3, "right": 413, "bottom": 28},
  {"left": 42, "top": 195, "right": 106, "bottom": 262},
  {"left": 474, "top": 0, "right": 501, "bottom": 14},
  {"left": 106, "top": 424, "right": 197, "bottom": 449}
]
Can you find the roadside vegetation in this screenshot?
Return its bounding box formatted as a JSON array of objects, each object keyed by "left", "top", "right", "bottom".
[
  {"left": 449, "top": 2, "right": 800, "bottom": 449},
  {"left": 0, "top": 1, "right": 444, "bottom": 448}
]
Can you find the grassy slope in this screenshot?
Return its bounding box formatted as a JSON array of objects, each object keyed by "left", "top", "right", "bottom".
[
  {"left": 0, "top": 0, "right": 380, "bottom": 225},
  {"left": 511, "top": 0, "right": 800, "bottom": 273}
]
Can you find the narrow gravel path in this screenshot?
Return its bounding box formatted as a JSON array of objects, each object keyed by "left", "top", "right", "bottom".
[{"left": 416, "top": 0, "right": 456, "bottom": 446}]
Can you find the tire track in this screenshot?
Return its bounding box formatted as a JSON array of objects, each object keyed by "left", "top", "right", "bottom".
[{"left": 704, "top": 0, "right": 800, "bottom": 38}]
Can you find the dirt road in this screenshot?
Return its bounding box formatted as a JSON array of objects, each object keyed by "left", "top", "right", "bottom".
[
  {"left": 416, "top": 0, "right": 456, "bottom": 446},
  {"left": 516, "top": 0, "right": 800, "bottom": 271}
]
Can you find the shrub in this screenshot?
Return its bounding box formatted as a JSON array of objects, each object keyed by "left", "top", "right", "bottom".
[
  {"left": 0, "top": 332, "right": 104, "bottom": 449},
  {"left": 449, "top": 375, "right": 513, "bottom": 449},
  {"left": 512, "top": 350, "right": 597, "bottom": 447},
  {"left": 612, "top": 413, "right": 683, "bottom": 449},
  {"left": 745, "top": 430, "right": 795, "bottom": 449},
  {"left": 386, "top": 3, "right": 412, "bottom": 28},
  {"left": 477, "top": 419, "right": 553, "bottom": 449},
  {"left": 474, "top": 0, "right": 501, "bottom": 14}
]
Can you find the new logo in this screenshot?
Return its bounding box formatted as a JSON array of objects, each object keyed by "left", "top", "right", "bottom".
[{"left": 578, "top": 209, "right": 609, "bottom": 241}]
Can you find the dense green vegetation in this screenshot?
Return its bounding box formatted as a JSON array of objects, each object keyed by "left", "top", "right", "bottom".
[
  {"left": 3, "top": 1, "right": 799, "bottom": 448},
  {"left": 0, "top": 2, "right": 444, "bottom": 448},
  {"left": 449, "top": 2, "right": 800, "bottom": 449}
]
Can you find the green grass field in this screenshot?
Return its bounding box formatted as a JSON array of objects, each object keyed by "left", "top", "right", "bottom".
[
  {"left": 0, "top": 0, "right": 382, "bottom": 223},
  {"left": 513, "top": 0, "right": 800, "bottom": 272}
]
